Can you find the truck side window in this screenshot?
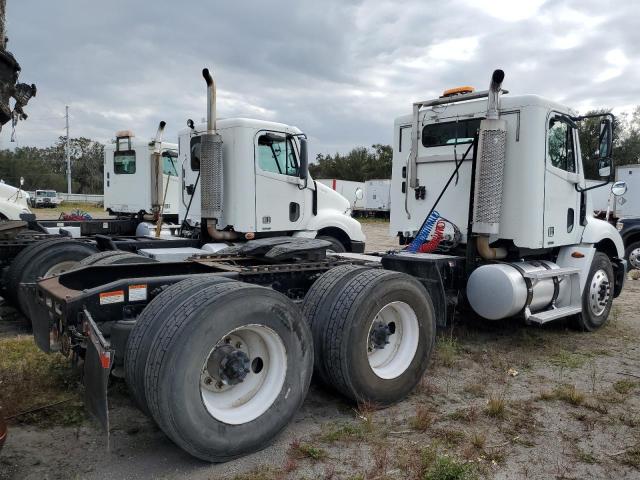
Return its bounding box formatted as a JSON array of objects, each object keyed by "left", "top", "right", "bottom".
[
  {"left": 422, "top": 118, "right": 481, "bottom": 147},
  {"left": 190, "top": 136, "right": 201, "bottom": 171},
  {"left": 114, "top": 150, "right": 136, "bottom": 174},
  {"left": 257, "top": 133, "right": 299, "bottom": 177},
  {"left": 162, "top": 151, "right": 178, "bottom": 176},
  {"left": 547, "top": 118, "right": 576, "bottom": 173}
]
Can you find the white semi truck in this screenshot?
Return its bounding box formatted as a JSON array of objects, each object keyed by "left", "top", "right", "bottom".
[
  {"left": 103, "top": 130, "right": 180, "bottom": 222},
  {"left": 26, "top": 69, "right": 624, "bottom": 464}
]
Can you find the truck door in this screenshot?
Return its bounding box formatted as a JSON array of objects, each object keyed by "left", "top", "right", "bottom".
[
  {"left": 254, "top": 131, "right": 305, "bottom": 232},
  {"left": 543, "top": 114, "right": 582, "bottom": 247},
  {"left": 161, "top": 150, "right": 179, "bottom": 215}
]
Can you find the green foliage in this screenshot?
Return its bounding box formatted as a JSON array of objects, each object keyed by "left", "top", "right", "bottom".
[
  {"left": 0, "top": 136, "right": 104, "bottom": 193},
  {"left": 310, "top": 143, "right": 391, "bottom": 181}
]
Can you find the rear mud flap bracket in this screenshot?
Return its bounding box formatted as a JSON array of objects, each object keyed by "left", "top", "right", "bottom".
[{"left": 83, "top": 307, "right": 114, "bottom": 441}]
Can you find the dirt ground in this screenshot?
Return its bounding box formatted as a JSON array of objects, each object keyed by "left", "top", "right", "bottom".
[{"left": 1, "top": 221, "right": 639, "bottom": 480}]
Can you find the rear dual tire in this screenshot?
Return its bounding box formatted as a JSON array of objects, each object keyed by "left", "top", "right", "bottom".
[
  {"left": 303, "top": 267, "right": 436, "bottom": 405},
  {"left": 127, "top": 279, "right": 313, "bottom": 462}
]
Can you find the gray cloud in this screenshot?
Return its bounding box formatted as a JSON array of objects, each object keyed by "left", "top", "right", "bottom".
[{"left": 2, "top": 0, "right": 639, "bottom": 161}]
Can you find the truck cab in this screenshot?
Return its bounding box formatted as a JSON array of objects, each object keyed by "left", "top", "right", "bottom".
[
  {"left": 178, "top": 118, "right": 365, "bottom": 252},
  {"left": 31, "top": 189, "right": 60, "bottom": 208},
  {"left": 103, "top": 131, "right": 179, "bottom": 221}
]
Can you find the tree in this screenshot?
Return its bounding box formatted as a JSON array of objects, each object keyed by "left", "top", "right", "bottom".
[{"left": 309, "top": 144, "right": 392, "bottom": 181}]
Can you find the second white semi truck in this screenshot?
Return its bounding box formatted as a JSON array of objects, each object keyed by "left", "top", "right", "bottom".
[{"left": 25, "top": 69, "right": 624, "bottom": 465}]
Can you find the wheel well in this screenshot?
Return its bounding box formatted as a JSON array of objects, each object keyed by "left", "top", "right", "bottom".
[
  {"left": 317, "top": 227, "right": 351, "bottom": 251},
  {"left": 595, "top": 238, "right": 618, "bottom": 259},
  {"left": 623, "top": 232, "right": 640, "bottom": 250}
]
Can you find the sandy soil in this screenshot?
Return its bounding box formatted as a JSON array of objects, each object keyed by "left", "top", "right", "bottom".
[{"left": 1, "top": 221, "right": 639, "bottom": 479}]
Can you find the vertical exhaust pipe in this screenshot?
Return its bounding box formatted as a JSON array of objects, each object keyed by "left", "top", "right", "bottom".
[
  {"left": 150, "top": 120, "right": 166, "bottom": 215},
  {"left": 200, "top": 68, "right": 237, "bottom": 241},
  {"left": 473, "top": 69, "right": 507, "bottom": 259}
]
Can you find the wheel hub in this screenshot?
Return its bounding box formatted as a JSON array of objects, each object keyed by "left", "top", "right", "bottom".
[
  {"left": 207, "top": 344, "right": 250, "bottom": 386},
  {"left": 589, "top": 269, "right": 611, "bottom": 317},
  {"left": 369, "top": 321, "right": 393, "bottom": 350},
  {"left": 629, "top": 248, "right": 640, "bottom": 270}
]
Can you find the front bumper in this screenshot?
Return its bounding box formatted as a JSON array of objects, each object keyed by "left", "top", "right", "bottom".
[{"left": 351, "top": 240, "right": 366, "bottom": 253}]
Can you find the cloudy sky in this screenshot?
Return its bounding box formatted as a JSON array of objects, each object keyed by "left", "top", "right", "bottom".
[{"left": 2, "top": 0, "right": 639, "bottom": 159}]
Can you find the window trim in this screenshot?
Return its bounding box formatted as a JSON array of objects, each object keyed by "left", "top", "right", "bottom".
[
  {"left": 255, "top": 130, "right": 301, "bottom": 179},
  {"left": 546, "top": 113, "right": 578, "bottom": 175},
  {"left": 113, "top": 149, "right": 137, "bottom": 175},
  {"left": 421, "top": 118, "right": 482, "bottom": 148}
]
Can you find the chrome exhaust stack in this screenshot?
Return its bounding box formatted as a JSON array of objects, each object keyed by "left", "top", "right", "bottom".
[
  {"left": 150, "top": 121, "right": 166, "bottom": 214},
  {"left": 473, "top": 69, "right": 507, "bottom": 259},
  {"left": 200, "top": 68, "right": 236, "bottom": 240}
]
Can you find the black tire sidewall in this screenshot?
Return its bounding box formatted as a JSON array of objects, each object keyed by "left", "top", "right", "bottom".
[
  {"left": 578, "top": 252, "right": 614, "bottom": 331},
  {"left": 335, "top": 273, "right": 435, "bottom": 404},
  {"left": 317, "top": 235, "right": 346, "bottom": 253},
  {"left": 16, "top": 241, "right": 97, "bottom": 314},
  {"left": 153, "top": 287, "right": 313, "bottom": 461},
  {"left": 624, "top": 241, "right": 640, "bottom": 270}
]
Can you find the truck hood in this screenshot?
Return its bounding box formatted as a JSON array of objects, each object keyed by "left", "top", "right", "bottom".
[
  {"left": 316, "top": 181, "right": 350, "bottom": 214},
  {"left": 0, "top": 183, "right": 29, "bottom": 208}
]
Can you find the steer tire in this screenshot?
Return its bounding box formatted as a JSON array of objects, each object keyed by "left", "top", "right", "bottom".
[
  {"left": 124, "top": 275, "right": 234, "bottom": 415},
  {"left": 10, "top": 239, "right": 98, "bottom": 316},
  {"left": 302, "top": 264, "right": 370, "bottom": 385},
  {"left": 574, "top": 252, "right": 615, "bottom": 332},
  {"left": 624, "top": 241, "right": 640, "bottom": 271},
  {"left": 144, "top": 282, "right": 313, "bottom": 462},
  {"left": 316, "top": 268, "right": 436, "bottom": 405},
  {"left": 317, "top": 235, "right": 346, "bottom": 253}
]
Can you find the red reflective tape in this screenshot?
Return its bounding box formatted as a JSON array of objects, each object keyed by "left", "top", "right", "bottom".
[{"left": 100, "top": 351, "right": 111, "bottom": 369}]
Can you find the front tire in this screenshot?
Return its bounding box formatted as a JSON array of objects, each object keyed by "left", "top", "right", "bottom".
[
  {"left": 624, "top": 241, "right": 640, "bottom": 270},
  {"left": 317, "top": 235, "right": 346, "bottom": 253},
  {"left": 575, "top": 252, "right": 614, "bottom": 331},
  {"left": 144, "top": 282, "right": 313, "bottom": 462}
]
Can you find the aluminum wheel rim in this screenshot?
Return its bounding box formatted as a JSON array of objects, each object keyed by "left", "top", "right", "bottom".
[
  {"left": 44, "top": 260, "right": 79, "bottom": 277},
  {"left": 629, "top": 248, "right": 640, "bottom": 270},
  {"left": 366, "top": 301, "right": 419, "bottom": 380},
  {"left": 589, "top": 269, "right": 611, "bottom": 317},
  {"left": 200, "top": 324, "right": 287, "bottom": 425}
]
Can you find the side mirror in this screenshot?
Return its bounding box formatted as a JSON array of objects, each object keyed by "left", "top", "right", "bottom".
[
  {"left": 299, "top": 137, "right": 309, "bottom": 180},
  {"left": 355, "top": 187, "right": 364, "bottom": 200},
  {"left": 598, "top": 157, "right": 611, "bottom": 178},
  {"left": 611, "top": 180, "right": 627, "bottom": 197},
  {"left": 597, "top": 118, "right": 613, "bottom": 179}
]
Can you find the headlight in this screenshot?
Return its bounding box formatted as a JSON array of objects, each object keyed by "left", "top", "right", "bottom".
[{"left": 616, "top": 222, "right": 623, "bottom": 231}]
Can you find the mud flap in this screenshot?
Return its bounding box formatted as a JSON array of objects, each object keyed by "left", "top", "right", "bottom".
[
  {"left": 22, "top": 283, "right": 52, "bottom": 352},
  {"left": 83, "top": 308, "right": 114, "bottom": 441}
]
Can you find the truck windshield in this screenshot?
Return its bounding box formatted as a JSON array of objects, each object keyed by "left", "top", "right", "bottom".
[
  {"left": 162, "top": 151, "right": 178, "bottom": 176},
  {"left": 114, "top": 150, "right": 136, "bottom": 174}
]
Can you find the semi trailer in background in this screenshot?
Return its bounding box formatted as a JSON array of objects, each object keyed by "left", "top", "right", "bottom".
[
  {"left": 364, "top": 179, "right": 391, "bottom": 216},
  {"left": 24, "top": 68, "right": 625, "bottom": 464}
]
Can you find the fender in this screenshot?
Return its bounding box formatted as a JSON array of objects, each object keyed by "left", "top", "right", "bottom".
[
  {"left": 581, "top": 217, "right": 624, "bottom": 258},
  {"left": 303, "top": 209, "right": 366, "bottom": 243}
]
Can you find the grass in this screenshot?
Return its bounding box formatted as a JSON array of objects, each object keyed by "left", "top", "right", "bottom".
[
  {"left": 613, "top": 379, "right": 637, "bottom": 395},
  {"left": 623, "top": 444, "right": 640, "bottom": 469},
  {"left": 289, "top": 440, "right": 327, "bottom": 461},
  {"left": 550, "top": 350, "right": 588, "bottom": 370},
  {"left": 436, "top": 336, "right": 459, "bottom": 368},
  {"left": 538, "top": 385, "right": 585, "bottom": 406},
  {"left": 485, "top": 395, "right": 506, "bottom": 418},
  {"left": 410, "top": 405, "right": 434, "bottom": 431},
  {"left": 0, "top": 336, "right": 84, "bottom": 426},
  {"left": 448, "top": 406, "right": 479, "bottom": 424},
  {"left": 231, "top": 467, "right": 282, "bottom": 480},
  {"left": 319, "top": 421, "right": 368, "bottom": 443},
  {"left": 424, "top": 455, "right": 476, "bottom": 480}
]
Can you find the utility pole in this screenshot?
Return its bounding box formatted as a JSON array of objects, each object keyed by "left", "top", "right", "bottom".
[{"left": 66, "top": 105, "right": 71, "bottom": 194}]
